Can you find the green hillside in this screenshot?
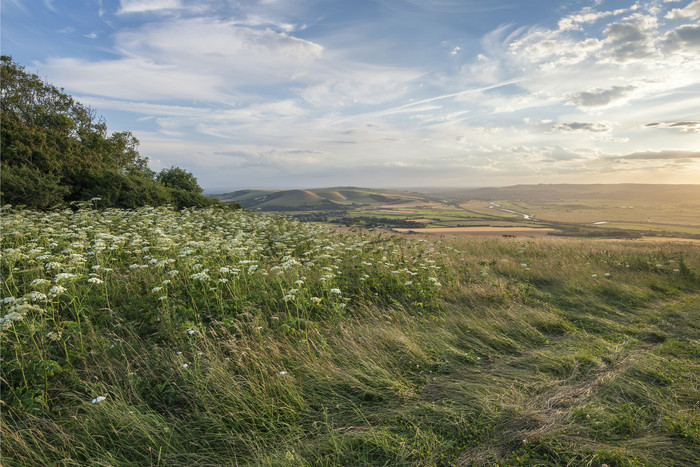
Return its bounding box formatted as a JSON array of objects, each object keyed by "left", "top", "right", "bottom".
[
  {"left": 213, "top": 186, "right": 428, "bottom": 210},
  {"left": 312, "top": 190, "right": 348, "bottom": 202},
  {"left": 3, "top": 206, "right": 699, "bottom": 465}
]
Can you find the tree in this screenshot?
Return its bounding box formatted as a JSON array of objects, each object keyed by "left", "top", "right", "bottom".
[
  {"left": 1, "top": 56, "right": 230, "bottom": 210},
  {"left": 156, "top": 166, "right": 203, "bottom": 194}
]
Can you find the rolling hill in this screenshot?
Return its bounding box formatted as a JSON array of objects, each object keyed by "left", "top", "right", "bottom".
[{"left": 213, "top": 187, "right": 427, "bottom": 210}]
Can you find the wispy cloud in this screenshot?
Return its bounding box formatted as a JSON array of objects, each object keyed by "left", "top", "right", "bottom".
[
  {"left": 615, "top": 150, "right": 700, "bottom": 160},
  {"left": 14, "top": 0, "right": 700, "bottom": 187},
  {"left": 645, "top": 121, "right": 700, "bottom": 133},
  {"left": 118, "top": 0, "right": 182, "bottom": 14},
  {"left": 553, "top": 122, "right": 611, "bottom": 132},
  {"left": 568, "top": 86, "right": 636, "bottom": 108}
]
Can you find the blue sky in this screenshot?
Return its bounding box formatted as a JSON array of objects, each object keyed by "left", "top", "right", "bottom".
[{"left": 3, "top": 0, "right": 699, "bottom": 189}]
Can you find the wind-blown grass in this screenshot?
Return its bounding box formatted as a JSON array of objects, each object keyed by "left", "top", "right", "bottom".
[{"left": 2, "top": 205, "right": 699, "bottom": 465}]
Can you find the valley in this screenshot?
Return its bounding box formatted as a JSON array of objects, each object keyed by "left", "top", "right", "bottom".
[{"left": 213, "top": 184, "right": 700, "bottom": 239}]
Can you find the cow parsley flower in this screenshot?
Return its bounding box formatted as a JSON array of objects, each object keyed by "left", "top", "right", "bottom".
[
  {"left": 27, "top": 291, "right": 48, "bottom": 302},
  {"left": 48, "top": 285, "right": 67, "bottom": 296},
  {"left": 30, "top": 278, "right": 50, "bottom": 287}
]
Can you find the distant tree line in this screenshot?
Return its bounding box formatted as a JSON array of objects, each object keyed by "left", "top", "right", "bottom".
[
  {"left": 1, "top": 56, "right": 238, "bottom": 210},
  {"left": 291, "top": 212, "right": 426, "bottom": 229}
]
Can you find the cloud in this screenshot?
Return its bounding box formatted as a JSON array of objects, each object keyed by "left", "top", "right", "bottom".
[
  {"left": 645, "top": 121, "right": 700, "bottom": 133},
  {"left": 115, "top": 18, "right": 324, "bottom": 85},
  {"left": 568, "top": 85, "right": 635, "bottom": 107},
  {"left": 41, "top": 57, "right": 225, "bottom": 101},
  {"left": 663, "top": 24, "right": 700, "bottom": 52},
  {"left": 20, "top": 0, "right": 700, "bottom": 188},
  {"left": 665, "top": 0, "right": 700, "bottom": 20},
  {"left": 553, "top": 122, "right": 611, "bottom": 132},
  {"left": 600, "top": 13, "right": 658, "bottom": 62},
  {"left": 616, "top": 150, "right": 700, "bottom": 160},
  {"left": 558, "top": 7, "right": 613, "bottom": 31},
  {"left": 118, "top": 0, "right": 181, "bottom": 14}
]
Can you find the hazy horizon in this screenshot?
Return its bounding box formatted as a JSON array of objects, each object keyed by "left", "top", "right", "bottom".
[
  {"left": 3, "top": 0, "right": 699, "bottom": 188},
  {"left": 203, "top": 181, "right": 700, "bottom": 195}
]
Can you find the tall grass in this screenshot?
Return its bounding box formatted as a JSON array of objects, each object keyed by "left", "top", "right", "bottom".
[{"left": 2, "top": 205, "right": 699, "bottom": 465}]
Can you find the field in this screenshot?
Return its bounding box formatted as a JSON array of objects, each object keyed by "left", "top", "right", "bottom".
[
  {"left": 213, "top": 184, "right": 700, "bottom": 240},
  {"left": 2, "top": 205, "right": 700, "bottom": 465}
]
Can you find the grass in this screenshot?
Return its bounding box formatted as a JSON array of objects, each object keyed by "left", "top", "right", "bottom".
[{"left": 2, "top": 205, "right": 700, "bottom": 465}]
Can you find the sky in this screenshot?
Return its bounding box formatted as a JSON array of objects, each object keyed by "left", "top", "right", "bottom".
[{"left": 2, "top": 0, "right": 700, "bottom": 190}]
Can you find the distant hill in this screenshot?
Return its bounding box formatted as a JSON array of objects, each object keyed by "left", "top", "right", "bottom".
[
  {"left": 213, "top": 187, "right": 427, "bottom": 210},
  {"left": 213, "top": 184, "right": 700, "bottom": 216},
  {"left": 426, "top": 184, "right": 700, "bottom": 204}
]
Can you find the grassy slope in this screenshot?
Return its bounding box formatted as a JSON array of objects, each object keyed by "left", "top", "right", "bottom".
[
  {"left": 215, "top": 187, "right": 427, "bottom": 210},
  {"left": 2, "top": 207, "right": 699, "bottom": 466}
]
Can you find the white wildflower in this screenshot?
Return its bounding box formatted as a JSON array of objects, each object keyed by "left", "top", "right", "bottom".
[
  {"left": 54, "top": 273, "right": 77, "bottom": 282},
  {"left": 45, "top": 262, "right": 62, "bottom": 271},
  {"left": 30, "top": 278, "right": 50, "bottom": 287},
  {"left": 27, "top": 291, "right": 48, "bottom": 302},
  {"left": 48, "top": 285, "right": 67, "bottom": 296}
]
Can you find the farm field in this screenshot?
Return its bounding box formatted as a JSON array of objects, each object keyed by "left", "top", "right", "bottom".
[
  {"left": 394, "top": 226, "right": 557, "bottom": 237},
  {"left": 215, "top": 184, "right": 700, "bottom": 240},
  {"left": 2, "top": 205, "right": 700, "bottom": 465}
]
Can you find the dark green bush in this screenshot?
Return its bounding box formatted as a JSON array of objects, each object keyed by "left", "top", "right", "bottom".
[{"left": 0, "top": 164, "right": 68, "bottom": 209}]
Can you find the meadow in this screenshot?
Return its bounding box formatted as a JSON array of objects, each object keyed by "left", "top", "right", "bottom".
[{"left": 2, "top": 204, "right": 699, "bottom": 465}]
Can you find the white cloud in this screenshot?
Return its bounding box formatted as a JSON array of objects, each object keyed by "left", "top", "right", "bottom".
[
  {"left": 41, "top": 57, "right": 225, "bottom": 101},
  {"left": 663, "top": 24, "right": 700, "bottom": 52},
  {"left": 558, "top": 7, "right": 613, "bottom": 31},
  {"left": 599, "top": 13, "right": 659, "bottom": 62},
  {"left": 553, "top": 122, "right": 612, "bottom": 132},
  {"left": 115, "top": 18, "right": 324, "bottom": 86},
  {"left": 644, "top": 121, "right": 700, "bottom": 133},
  {"left": 615, "top": 150, "right": 700, "bottom": 160},
  {"left": 26, "top": 0, "right": 700, "bottom": 187},
  {"left": 665, "top": 0, "right": 700, "bottom": 19},
  {"left": 118, "top": 0, "right": 181, "bottom": 14},
  {"left": 298, "top": 64, "right": 422, "bottom": 108},
  {"left": 568, "top": 85, "right": 636, "bottom": 108}
]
